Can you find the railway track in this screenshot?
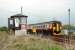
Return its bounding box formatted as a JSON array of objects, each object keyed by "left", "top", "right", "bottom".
[{"left": 52, "top": 35, "right": 75, "bottom": 45}]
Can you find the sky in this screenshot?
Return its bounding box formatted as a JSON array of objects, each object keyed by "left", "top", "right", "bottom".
[{"left": 0, "top": 0, "right": 75, "bottom": 27}]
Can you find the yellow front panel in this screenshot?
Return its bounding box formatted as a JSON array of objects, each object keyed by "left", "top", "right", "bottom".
[
  {"left": 60, "top": 26, "right": 62, "bottom": 30},
  {"left": 56, "top": 24, "right": 59, "bottom": 31},
  {"left": 53, "top": 27, "right": 56, "bottom": 30}
]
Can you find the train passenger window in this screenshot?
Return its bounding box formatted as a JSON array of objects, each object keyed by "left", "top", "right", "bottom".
[
  {"left": 39, "top": 26, "right": 40, "bottom": 28},
  {"left": 43, "top": 25, "right": 45, "bottom": 28},
  {"left": 36, "top": 26, "right": 38, "bottom": 28},
  {"left": 41, "top": 26, "right": 42, "bottom": 28},
  {"left": 49, "top": 24, "right": 52, "bottom": 29},
  {"left": 38, "top": 26, "right": 40, "bottom": 28},
  {"left": 40, "top": 26, "right": 42, "bottom": 28},
  {"left": 45, "top": 25, "right": 47, "bottom": 28}
]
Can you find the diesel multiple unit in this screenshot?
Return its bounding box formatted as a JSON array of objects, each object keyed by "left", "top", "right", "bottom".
[{"left": 27, "top": 21, "right": 62, "bottom": 36}]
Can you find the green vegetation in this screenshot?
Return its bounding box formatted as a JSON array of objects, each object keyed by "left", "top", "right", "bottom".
[
  {"left": 10, "top": 41, "right": 63, "bottom": 50},
  {"left": 63, "top": 25, "right": 75, "bottom": 30},
  {"left": 0, "top": 26, "right": 8, "bottom": 31},
  {"left": 0, "top": 32, "right": 66, "bottom": 50},
  {"left": 11, "top": 38, "right": 63, "bottom": 50}
]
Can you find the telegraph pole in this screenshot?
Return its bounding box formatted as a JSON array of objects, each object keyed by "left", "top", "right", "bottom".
[
  {"left": 21, "top": 6, "right": 23, "bottom": 14},
  {"left": 68, "top": 8, "right": 72, "bottom": 50},
  {"left": 68, "top": 8, "right": 70, "bottom": 34}
]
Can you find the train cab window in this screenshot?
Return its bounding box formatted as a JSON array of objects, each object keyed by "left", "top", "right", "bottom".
[
  {"left": 59, "top": 24, "right": 62, "bottom": 29},
  {"left": 53, "top": 23, "right": 56, "bottom": 26}
]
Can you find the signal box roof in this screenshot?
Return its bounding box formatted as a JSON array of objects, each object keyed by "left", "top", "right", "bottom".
[{"left": 11, "top": 14, "right": 28, "bottom": 18}]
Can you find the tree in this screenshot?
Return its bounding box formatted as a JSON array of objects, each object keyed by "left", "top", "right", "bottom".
[{"left": 0, "top": 26, "right": 8, "bottom": 31}]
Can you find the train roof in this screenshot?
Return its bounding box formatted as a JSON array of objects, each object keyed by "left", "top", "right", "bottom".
[{"left": 28, "top": 21, "right": 61, "bottom": 25}]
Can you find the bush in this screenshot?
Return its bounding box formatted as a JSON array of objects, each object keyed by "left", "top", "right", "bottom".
[
  {"left": 63, "top": 25, "right": 75, "bottom": 30},
  {"left": 0, "top": 26, "right": 8, "bottom": 31}
]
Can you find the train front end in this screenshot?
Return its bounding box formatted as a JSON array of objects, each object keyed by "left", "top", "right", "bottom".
[{"left": 50, "top": 21, "right": 62, "bottom": 35}]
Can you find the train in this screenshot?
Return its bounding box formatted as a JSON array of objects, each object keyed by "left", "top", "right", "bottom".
[{"left": 27, "top": 21, "right": 62, "bottom": 36}]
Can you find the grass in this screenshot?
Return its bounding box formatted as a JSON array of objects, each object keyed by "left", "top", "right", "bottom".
[
  {"left": 10, "top": 40, "right": 64, "bottom": 50},
  {"left": 0, "top": 31, "right": 66, "bottom": 50}
]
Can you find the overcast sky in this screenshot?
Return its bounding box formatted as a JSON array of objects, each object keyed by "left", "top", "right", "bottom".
[{"left": 0, "top": 0, "right": 75, "bottom": 27}]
